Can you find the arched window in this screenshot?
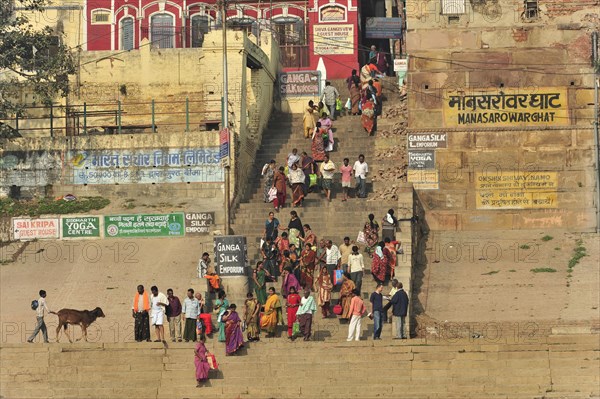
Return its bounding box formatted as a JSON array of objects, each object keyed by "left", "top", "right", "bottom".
[
  {"left": 190, "top": 15, "right": 210, "bottom": 48},
  {"left": 272, "top": 16, "right": 307, "bottom": 68},
  {"left": 120, "top": 17, "right": 134, "bottom": 50},
  {"left": 151, "top": 13, "right": 174, "bottom": 48}
]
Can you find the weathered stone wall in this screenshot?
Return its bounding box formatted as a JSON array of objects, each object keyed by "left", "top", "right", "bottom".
[{"left": 405, "top": 0, "right": 599, "bottom": 232}]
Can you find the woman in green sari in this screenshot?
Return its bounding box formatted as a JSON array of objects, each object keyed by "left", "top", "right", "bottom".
[
  {"left": 252, "top": 261, "right": 268, "bottom": 305},
  {"left": 214, "top": 290, "right": 230, "bottom": 342}
]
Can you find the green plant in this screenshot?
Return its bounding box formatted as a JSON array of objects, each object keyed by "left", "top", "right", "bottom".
[
  {"left": 0, "top": 197, "right": 110, "bottom": 217},
  {"left": 508, "top": 269, "right": 516, "bottom": 272},
  {"left": 520, "top": 244, "right": 530, "bottom": 250},
  {"left": 530, "top": 267, "right": 557, "bottom": 273},
  {"left": 541, "top": 235, "right": 553, "bottom": 242},
  {"left": 554, "top": 247, "right": 560, "bottom": 250}
]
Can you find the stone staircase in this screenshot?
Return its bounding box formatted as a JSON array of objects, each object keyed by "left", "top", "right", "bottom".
[
  {"left": 230, "top": 79, "right": 412, "bottom": 297},
  {"left": 2, "top": 333, "right": 598, "bottom": 399}
]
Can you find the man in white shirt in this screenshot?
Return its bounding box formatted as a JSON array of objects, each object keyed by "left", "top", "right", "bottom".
[
  {"left": 325, "top": 240, "right": 342, "bottom": 282},
  {"left": 182, "top": 289, "right": 201, "bottom": 342},
  {"left": 319, "top": 154, "right": 336, "bottom": 202},
  {"left": 348, "top": 245, "right": 365, "bottom": 292},
  {"left": 287, "top": 148, "right": 300, "bottom": 168},
  {"left": 150, "top": 286, "right": 168, "bottom": 342},
  {"left": 353, "top": 154, "right": 369, "bottom": 198},
  {"left": 28, "top": 290, "right": 52, "bottom": 343}
]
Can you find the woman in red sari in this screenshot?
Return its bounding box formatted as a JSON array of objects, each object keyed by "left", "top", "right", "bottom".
[
  {"left": 299, "top": 243, "right": 316, "bottom": 290},
  {"left": 194, "top": 339, "right": 210, "bottom": 387},
  {"left": 371, "top": 242, "right": 389, "bottom": 285},
  {"left": 222, "top": 304, "right": 244, "bottom": 356},
  {"left": 361, "top": 97, "right": 376, "bottom": 135},
  {"left": 285, "top": 286, "right": 301, "bottom": 339}
]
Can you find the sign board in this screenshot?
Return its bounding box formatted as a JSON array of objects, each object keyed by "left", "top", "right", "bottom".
[
  {"left": 408, "top": 133, "right": 447, "bottom": 149},
  {"left": 408, "top": 150, "right": 436, "bottom": 169},
  {"left": 407, "top": 170, "right": 439, "bottom": 190},
  {"left": 104, "top": 213, "right": 185, "bottom": 238},
  {"left": 214, "top": 235, "right": 248, "bottom": 277},
  {"left": 365, "top": 17, "right": 403, "bottom": 39},
  {"left": 313, "top": 24, "right": 354, "bottom": 55},
  {"left": 61, "top": 216, "right": 101, "bottom": 238},
  {"left": 13, "top": 218, "right": 60, "bottom": 240},
  {"left": 475, "top": 171, "right": 558, "bottom": 209},
  {"left": 393, "top": 58, "right": 408, "bottom": 72},
  {"left": 184, "top": 212, "right": 214, "bottom": 235},
  {"left": 443, "top": 87, "right": 569, "bottom": 128},
  {"left": 279, "top": 71, "right": 320, "bottom": 97},
  {"left": 66, "top": 148, "right": 223, "bottom": 184},
  {"left": 219, "top": 129, "right": 229, "bottom": 165},
  {"left": 319, "top": 4, "right": 346, "bottom": 22}
]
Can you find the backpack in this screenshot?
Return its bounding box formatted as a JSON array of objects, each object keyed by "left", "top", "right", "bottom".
[{"left": 31, "top": 299, "right": 39, "bottom": 311}]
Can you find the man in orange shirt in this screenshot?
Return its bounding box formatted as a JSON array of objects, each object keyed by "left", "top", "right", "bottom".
[
  {"left": 346, "top": 289, "right": 366, "bottom": 341},
  {"left": 132, "top": 285, "right": 151, "bottom": 342}
]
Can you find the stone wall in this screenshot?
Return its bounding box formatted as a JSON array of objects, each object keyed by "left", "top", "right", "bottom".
[{"left": 404, "top": 0, "right": 599, "bottom": 232}]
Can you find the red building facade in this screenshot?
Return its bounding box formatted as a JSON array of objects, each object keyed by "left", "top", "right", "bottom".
[{"left": 84, "top": 0, "right": 360, "bottom": 78}]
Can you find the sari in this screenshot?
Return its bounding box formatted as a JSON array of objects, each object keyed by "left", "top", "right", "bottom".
[
  {"left": 311, "top": 128, "right": 326, "bottom": 162},
  {"left": 224, "top": 310, "right": 244, "bottom": 355},
  {"left": 286, "top": 293, "right": 301, "bottom": 337},
  {"left": 385, "top": 241, "right": 398, "bottom": 278},
  {"left": 282, "top": 270, "right": 301, "bottom": 298},
  {"left": 315, "top": 269, "right": 333, "bottom": 317},
  {"left": 287, "top": 217, "right": 304, "bottom": 248},
  {"left": 254, "top": 269, "right": 267, "bottom": 305},
  {"left": 363, "top": 221, "right": 379, "bottom": 253},
  {"left": 215, "top": 298, "right": 229, "bottom": 342},
  {"left": 361, "top": 99, "right": 376, "bottom": 135},
  {"left": 350, "top": 85, "right": 361, "bottom": 114},
  {"left": 260, "top": 294, "right": 280, "bottom": 333},
  {"left": 339, "top": 279, "right": 356, "bottom": 319},
  {"left": 300, "top": 247, "right": 316, "bottom": 289},
  {"left": 371, "top": 246, "right": 389, "bottom": 284},
  {"left": 244, "top": 298, "right": 260, "bottom": 341},
  {"left": 301, "top": 229, "right": 317, "bottom": 247},
  {"left": 194, "top": 342, "right": 210, "bottom": 382},
  {"left": 263, "top": 167, "right": 274, "bottom": 203},
  {"left": 303, "top": 106, "right": 316, "bottom": 138},
  {"left": 318, "top": 117, "right": 334, "bottom": 152}
]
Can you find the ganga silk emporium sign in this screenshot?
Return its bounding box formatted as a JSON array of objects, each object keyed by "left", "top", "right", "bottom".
[
  {"left": 214, "top": 235, "right": 248, "bottom": 277},
  {"left": 104, "top": 213, "right": 185, "bottom": 238},
  {"left": 475, "top": 171, "right": 558, "bottom": 210},
  {"left": 279, "top": 71, "right": 320, "bottom": 97},
  {"left": 443, "top": 88, "right": 569, "bottom": 127}
]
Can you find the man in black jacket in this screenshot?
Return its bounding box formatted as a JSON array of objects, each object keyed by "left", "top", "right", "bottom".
[{"left": 389, "top": 282, "right": 409, "bottom": 339}]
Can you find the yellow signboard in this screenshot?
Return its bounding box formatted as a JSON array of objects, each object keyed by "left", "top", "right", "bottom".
[
  {"left": 475, "top": 171, "right": 558, "bottom": 209},
  {"left": 408, "top": 170, "right": 439, "bottom": 190},
  {"left": 313, "top": 24, "right": 354, "bottom": 55},
  {"left": 444, "top": 87, "right": 569, "bottom": 127}
]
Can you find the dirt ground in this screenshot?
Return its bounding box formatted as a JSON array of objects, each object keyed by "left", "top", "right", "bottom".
[{"left": 414, "top": 229, "right": 600, "bottom": 332}]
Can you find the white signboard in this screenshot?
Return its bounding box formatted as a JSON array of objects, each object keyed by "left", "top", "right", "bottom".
[
  {"left": 313, "top": 24, "right": 354, "bottom": 55},
  {"left": 13, "top": 218, "right": 60, "bottom": 240},
  {"left": 394, "top": 58, "right": 408, "bottom": 72}
]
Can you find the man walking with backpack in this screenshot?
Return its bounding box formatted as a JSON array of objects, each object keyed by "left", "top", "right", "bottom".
[{"left": 28, "top": 290, "right": 53, "bottom": 343}]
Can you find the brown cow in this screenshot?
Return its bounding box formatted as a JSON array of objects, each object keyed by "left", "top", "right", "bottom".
[{"left": 51, "top": 307, "right": 105, "bottom": 343}]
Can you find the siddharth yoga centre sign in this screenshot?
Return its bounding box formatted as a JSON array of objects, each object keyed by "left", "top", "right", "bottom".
[{"left": 443, "top": 87, "right": 569, "bottom": 127}]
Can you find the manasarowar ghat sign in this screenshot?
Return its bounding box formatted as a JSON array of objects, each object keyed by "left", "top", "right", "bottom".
[{"left": 443, "top": 88, "right": 569, "bottom": 127}]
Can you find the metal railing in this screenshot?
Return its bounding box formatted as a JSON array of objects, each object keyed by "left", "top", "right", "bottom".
[{"left": 0, "top": 99, "right": 222, "bottom": 137}]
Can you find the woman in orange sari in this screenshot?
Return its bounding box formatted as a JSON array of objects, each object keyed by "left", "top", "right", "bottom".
[
  {"left": 315, "top": 265, "right": 333, "bottom": 318},
  {"left": 339, "top": 272, "right": 356, "bottom": 320},
  {"left": 299, "top": 243, "right": 316, "bottom": 290},
  {"left": 361, "top": 96, "right": 376, "bottom": 135}
]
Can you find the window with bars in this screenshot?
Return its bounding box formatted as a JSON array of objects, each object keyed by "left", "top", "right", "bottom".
[
  {"left": 524, "top": 0, "right": 539, "bottom": 19},
  {"left": 120, "top": 18, "right": 134, "bottom": 50},
  {"left": 150, "top": 14, "right": 175, "bottom": 49},
  {"left": 91, "top": 9, "right": 111, "bottom": 24},
  {"left": 227, "top": 17, "right": 259, "bottom": 38},
  {"left": 273, "top": 17, "right": 308, "bottom": 68},
  {"left": 191, "top": 15, "right": 211, "bottom": 48}
]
